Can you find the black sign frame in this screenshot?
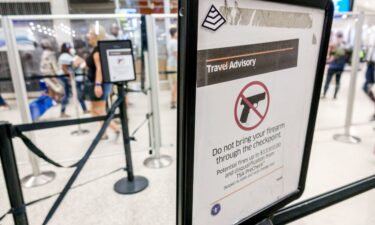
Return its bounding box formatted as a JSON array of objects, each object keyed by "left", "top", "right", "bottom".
[
  {"left": 177, "top": 0, "right": 334, "bottom": 225},
  {"left": 98, "top": 40, "right": 136, "bottom": 83}
]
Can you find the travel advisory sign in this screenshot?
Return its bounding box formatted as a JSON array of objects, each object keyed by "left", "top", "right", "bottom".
[{"left": 189, "top": 0, "right": 329, "bottom": 224}]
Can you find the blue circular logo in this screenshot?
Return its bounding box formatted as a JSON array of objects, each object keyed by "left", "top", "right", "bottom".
[{"left": 211, "top": 203, "right": 221, "bottom": 216}]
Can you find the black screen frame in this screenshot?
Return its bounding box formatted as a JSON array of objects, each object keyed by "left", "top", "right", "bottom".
[
  {"left": 177, "top": 0, "right": 334, "bottom": 225},
  {"left": 98, "top": 40, "right": 136, "bottom": 83}
]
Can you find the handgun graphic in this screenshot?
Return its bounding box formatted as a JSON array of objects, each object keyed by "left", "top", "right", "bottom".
[{"left": 240, "top": 92, "right": 266, "bottom": 123}]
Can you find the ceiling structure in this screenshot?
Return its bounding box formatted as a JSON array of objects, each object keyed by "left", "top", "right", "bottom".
[{"left": 355, "top": 0, "right": 375, "bottom": 12}]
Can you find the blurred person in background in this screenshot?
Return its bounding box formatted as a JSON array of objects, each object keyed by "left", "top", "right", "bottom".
[
  {"left": 364, "top": 44, "right": 375, "bottom": 121},
  {"left": 0, "top": 94, "right": 10, "bottom": 111},
  {"left": 58, "top": 43, "right": 74, "bottom": 118},
  {"left": 322, "top": 31, "right": 347, "bottom": 100},
  {"left": 86, "top": 24, "right": 120, "bottom": 140},
  {"left": 167, "top": 27, "right": 178, "bottom": 109},
  {"left": 40, "top": 39, "right": 64, "bottom": 103},
  {"left": 71, "top": 48, "right": 89, "bottom": 114},
  {"left": 108, "top": 23, "right": 127, "bottom": 40}
]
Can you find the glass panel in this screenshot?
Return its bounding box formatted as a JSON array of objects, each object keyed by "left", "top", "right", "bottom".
[
  {"left": 10, "top": 16, "right": 142, "bottom": 122},
  {"left": 0, "top": 18, "right": 12, "bottom": 93},
  {"left": 315, "top": 14, "right": 358, "bottom": 130},
  {"left": 153, "top": 16, "right": 178, "bottom": 149},
  {"left": 0, "top": 17, "right": 13, "bottom": 225},
  {"left": 296, "top": 13, "right": 375, "bottom": 207}
]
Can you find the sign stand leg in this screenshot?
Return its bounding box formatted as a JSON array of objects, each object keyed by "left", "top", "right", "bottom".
[
  {"left": 256, "top": 218, "right": 273, "bottom": 225},
  {"left": 114, "top": 83, "right": 149, "bottom": 194}
]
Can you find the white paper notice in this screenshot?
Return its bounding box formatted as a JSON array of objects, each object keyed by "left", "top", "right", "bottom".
[
  {"left": 106, "top": 49, "right": 135, "bottom": 82},
  {"left": 192, "top": 0, "right": 325, "bottom": 224}
]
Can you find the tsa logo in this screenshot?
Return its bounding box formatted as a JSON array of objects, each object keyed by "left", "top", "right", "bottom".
[
  {"left": 211, "top": 203, "right": 221, "bottom": 216},
  {"left": 202, "top": 5, "right": 226, "bottom": 31}
]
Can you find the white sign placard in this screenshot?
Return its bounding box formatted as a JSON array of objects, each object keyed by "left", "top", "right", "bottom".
[
  {"left": 106, "top": 48, "right": 135, "bottom": 82},
  {"left": 192, "top": 0, "right": 325, "bottom": 224}
]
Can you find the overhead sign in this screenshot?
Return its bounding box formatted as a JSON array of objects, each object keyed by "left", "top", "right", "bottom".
[
  {"left": 178, "top": 0, "right": 333, "bottom": 225},
  {"left": 333, "top": 0, "right": 352, "bottom": 12},
  {"left": 98, "top": 40, "right": 136, "bottom": 83}
]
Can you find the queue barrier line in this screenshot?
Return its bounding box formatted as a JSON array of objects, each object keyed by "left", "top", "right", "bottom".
[
  {"left": 14, "top": 114, "right": 120, "bottom": 132},
  {"left": 0, "top": 80, "right": 154, "bottom": 225},
  {"left": 13, "top": 128, "right": 82, "bottom": 168},
  {"left": 0, "top": 71, "right": 177, "bottom": 82},
  {"left": 0, "top": 166, "right": 126, "bottom": 223},
  {"left": 272, "top": 174, "right": 375, "bottom": 224},
  {"left": 42, "top": 94, "right": 123, "bottom": 225},
  {"left": 0, "top": 74, "right": 70, "bottom": 82},
  {"left": 12, "top": 112, "right": 151, "bottom": 168}
]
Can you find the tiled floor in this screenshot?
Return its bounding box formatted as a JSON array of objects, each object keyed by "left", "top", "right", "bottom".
[{"left": 0, "top": 67, "right": 374, "bottom": 225}]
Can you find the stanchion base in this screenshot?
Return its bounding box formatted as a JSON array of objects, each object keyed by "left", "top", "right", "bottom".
[
  {"left": 21, "top": 171, "right": 56, "bottom": 188},
  {"left": 114, "top": 176, "right": 148, "bottom": 194},
  {"left": 71, "top": 129, "right": 90, "bottom": 136},
  {"left": 144, "top": 155, "right": 173, "bottom": 169},
  {"left": 333, "top": 134, "right": 361, "bottom": 144}
]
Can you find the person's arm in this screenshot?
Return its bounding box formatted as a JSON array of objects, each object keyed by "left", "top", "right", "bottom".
[
  {"left": 50, "top": 53, "right": 60, "bottom": 75},
  {"left": 73, "top": 56, "right": 85, "bottom": 68},
  {"left": 327, "top": 44, "right": 335, "bottom": 63},
  {"left": 93, "top": 52, "right": 103, "bottom": 98},
  {"left": 173, "top": 42, "right": 178, "bottom": 60},
  {"left": 62, "top": 64, "right": 70, "bottom": 76}
]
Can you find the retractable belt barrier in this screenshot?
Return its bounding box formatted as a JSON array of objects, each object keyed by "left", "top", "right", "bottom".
[
  {"left": 11, "top": 111, "right": 152, "bottom": 168},
  {"left": 42, "top": 95, "right": 123, "bottom": 225},
  {"left": 0, "top": 71, "right": 176, "bottom": 83},
  {"left": 0, "top": 82, "right": 153, "bottom": 225},
  {"left": 0, "top": 74, "right": 71, "bottom": 82}
]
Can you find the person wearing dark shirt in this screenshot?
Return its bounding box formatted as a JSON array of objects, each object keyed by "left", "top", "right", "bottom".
[
  {"left": 86, "top": 25, "right": 120, "bottom": 140},
  {"left": 322, "top": 32, "right": 347, "bottom": 99}
]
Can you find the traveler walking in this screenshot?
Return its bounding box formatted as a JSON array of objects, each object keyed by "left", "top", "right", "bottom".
[
  {"left": 58, "top": 43, "right": 74, "bottom": 118},
  {"left": 71, "top": 48, "right": 89, "bottom": 113},
  {"left": 322, "top": 31, "right": 347, "bottom": 99},
  {"left": 167, "top": 27, "right": 178, "bottom": 109},
  {"left": 39, "top": 39, "right": 64, "bottom": 103},
  {"left": 86, "top": 24, "right": 120, "bottom": 140}
]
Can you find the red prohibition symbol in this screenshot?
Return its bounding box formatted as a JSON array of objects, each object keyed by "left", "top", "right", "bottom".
[{"left": 234, "top": 81, "right": 270, "bottom": 131}]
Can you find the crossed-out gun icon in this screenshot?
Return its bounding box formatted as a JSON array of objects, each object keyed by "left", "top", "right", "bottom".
[{"left": 240, "top": 92, "right": 266, "bottom": 123}]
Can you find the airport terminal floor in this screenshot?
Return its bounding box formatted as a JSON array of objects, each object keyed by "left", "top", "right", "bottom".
[{"left": 0, "top": 66, "right": 374, "bottom": 225}]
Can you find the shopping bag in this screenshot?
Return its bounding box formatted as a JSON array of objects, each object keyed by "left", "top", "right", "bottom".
[{"left": 29, "top": 95, "right": 56, "bottom": 121}]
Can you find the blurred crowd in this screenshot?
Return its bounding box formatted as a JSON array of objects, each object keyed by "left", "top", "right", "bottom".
[
  {"left": 0, "top": 22, "right": 178, "bottom": 140},
  {"left": 322, "top": 31, "right": 375, "bottom": 121}
]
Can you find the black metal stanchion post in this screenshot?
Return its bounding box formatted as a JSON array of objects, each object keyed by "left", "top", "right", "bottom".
[
  {"left": 114, "top": 83, "right": 149, "bottom": 194},
  {"left": 0, "top": 122, "right": 29, "bottom": 225}
]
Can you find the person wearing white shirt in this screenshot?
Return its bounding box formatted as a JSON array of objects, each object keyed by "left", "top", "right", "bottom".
[
  {"left": 167, "top": 27, "right": 178, "bottom": 109},
  {"left": 58, "top": 43, "right": 74, "bottom": 118}
]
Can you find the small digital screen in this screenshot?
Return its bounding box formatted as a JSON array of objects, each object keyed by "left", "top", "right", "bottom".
[{"left": 333, "top": 0, "right": 352, "bottom": 12}]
